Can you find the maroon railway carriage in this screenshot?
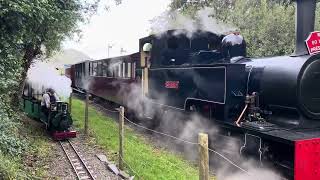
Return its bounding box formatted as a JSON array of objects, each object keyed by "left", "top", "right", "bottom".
[{"left": 67, "top": 52, "right": 141, "bottom": 105}]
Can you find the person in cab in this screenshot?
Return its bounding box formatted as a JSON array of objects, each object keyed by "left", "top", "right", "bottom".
[
  {"left": 221, "top": 31, "right": 247, "bottom": 62},
  {"left": 41, "top": 88, "right": 60, "bottom": 117}
]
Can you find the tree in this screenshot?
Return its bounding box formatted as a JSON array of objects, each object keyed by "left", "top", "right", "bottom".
[
  {"left": 0, "top": 0, "right": 102, "bottom": 105},
  {"left": 169, "top": 0, "right": 320, "bottom": 57}
]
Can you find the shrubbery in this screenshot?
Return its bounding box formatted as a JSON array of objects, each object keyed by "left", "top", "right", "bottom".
[
  {"left": 0, "top": 0, "right": 120, "bottom": 178},
  {"left": 0, "top": 90, "right": 28, "bottom": 178}
]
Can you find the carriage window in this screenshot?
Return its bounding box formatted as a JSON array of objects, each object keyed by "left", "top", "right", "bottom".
[
  {"left": 118, "top": 63, "right": 122, "bottom": 77},
  {"left": 127, "top": 63, "right": 131, "bottom": 78},
  {"left": 97, "top": 62, "right": 100, "bottom": 76},
  {"left": 79, "top": 64, "right": 81, "bottom": 77},
  {"left": 112, "top": 65, "right": 118, "bottom": 77},
  {"left": 82, "top": 63, "right": 86, "bottom": 76},
  {"left": 99, "top": 62, "right": 103, "bottom": 76},
  {"left": 78, "top": 65, "right": 80, "bottom": 78},
  {"left": 100, "top": 62, "right": 104, "bottom": 76},
  {"left": 102, "top": 62, "right": 107, "bottom": 77},
  {"left": 107, "top": 64, "right": 113, "bottom": 77},
  {"left": 76, "top": 65, "right": 79, "bottom": 78},
  {"left": 91, "top": 62, "right": 94, "bottom": 76},
  {"left": 111, "top": 64, "right": 116, "bottom": 77},
  {"left": 122, "top": 63, "right": 126, "bottom": 78},
  {"left": 132, "top": 62, "right": 136, "bottom": 79},
  {"left": 114, "top": 63, "right": 119, "bottom": 77},
  {"left": 93, "top": 63, "right": 97, "bottom": 76},
  {"left": 88, "top": 62, "right": 90, "bottom": 76}
]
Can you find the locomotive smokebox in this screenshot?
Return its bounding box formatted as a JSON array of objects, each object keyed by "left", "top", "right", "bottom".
[
  {"left": 294, "top": 0, "right": 316, "bottom": 56},
  {"left": 245, "top": 54, "right": 320, "bottom": 120},
  {"left": 299, "top": 55, "right": 320, "bottom": 119}
]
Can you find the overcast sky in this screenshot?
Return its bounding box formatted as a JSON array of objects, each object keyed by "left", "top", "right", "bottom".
[{"left": 63, "top": 0, "right": 171, "bottom": 59}]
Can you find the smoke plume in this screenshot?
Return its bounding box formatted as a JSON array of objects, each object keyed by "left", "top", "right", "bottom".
[
  {"left": 150, "top": 7, "right": 236, "bottom": 37},
  {"left": 27, "top": 62, "right": 72, "bottom": 100}
]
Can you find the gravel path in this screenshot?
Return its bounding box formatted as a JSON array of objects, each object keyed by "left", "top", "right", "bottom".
[
  {"left": 21, "top": 114, "right": 120, "bottom": 180},
  {"left": 48, "top": 133, "right": 120, "bottom": 180}
]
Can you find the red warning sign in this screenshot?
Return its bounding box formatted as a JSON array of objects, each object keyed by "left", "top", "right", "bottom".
[{"left": 305, "top": 31, "right": 320, "bottom": 55}]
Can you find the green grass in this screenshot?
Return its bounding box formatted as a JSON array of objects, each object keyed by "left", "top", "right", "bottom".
[
  {"left": 71, "top": 98, "right": 199, "bottom": 180},
  {"left": 20, "top": 116, "right": 52, "bottom": 178}
]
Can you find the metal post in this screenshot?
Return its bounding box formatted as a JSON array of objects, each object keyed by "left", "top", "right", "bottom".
[
  {"left": 69, "top": 92, "right": 72, "bottom": 114},
  {"left": 119, "top": 106, "right": 125, "bottom": 170},
  {"left": 85, "top": 92, "right": 89, "bottom": 136},
  {"left": 108, "top": 44, "right": 113, "bottom": 57},
  {"left": 199, "top": 133, "right": 209, "bottom": 180}
]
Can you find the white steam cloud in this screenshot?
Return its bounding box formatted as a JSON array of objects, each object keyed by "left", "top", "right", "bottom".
[
  {"left": 217, "top": 161, "right": 282, "bottom": 180},
  {"left": 27, "top": 62, "right": 72, "bottom": 100},
  {"left": 121, "top": 84, "right": 283, "bottom": 180},
  {"left": 150, "top": 7, "right": 236, "bottom": 37}
]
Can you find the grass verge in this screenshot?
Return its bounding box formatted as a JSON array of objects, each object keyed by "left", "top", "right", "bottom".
[
  {"left": 72, "top": 97, "right": 199, "bottom": 180},
  {"left": 19, "top": 114, "right": 53, "bottom": 178}
]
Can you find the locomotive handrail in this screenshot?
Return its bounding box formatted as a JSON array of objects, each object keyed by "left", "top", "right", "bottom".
[
  {"left": 235, "top": 104, "right": 248, "bottom": 127},
  {"left": 246, "top": 65, "right": 254, "bottom": 95}
]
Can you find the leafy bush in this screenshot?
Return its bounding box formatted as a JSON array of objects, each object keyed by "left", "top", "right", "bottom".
[
  {"left": 0, "top": 95, "right": 27, "bottom": 156},
  {"left": 0, "top": 0, "right": 121, "bottom": 177},
  {"left": 0, "top": 152, "right": 22, "bottom": 179}
]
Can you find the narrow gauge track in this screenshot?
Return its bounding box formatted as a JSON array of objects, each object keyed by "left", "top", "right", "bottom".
[{"left": 59, "top": 140, "right": 96, "bottom": 180}]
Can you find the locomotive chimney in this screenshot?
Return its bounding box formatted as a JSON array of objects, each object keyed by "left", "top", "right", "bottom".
[{"left": 294, "top": 0, "right": 316, "bottom": 56}]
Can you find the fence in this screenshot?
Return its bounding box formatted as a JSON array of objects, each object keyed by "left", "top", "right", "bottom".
[{"left": 75, "top": 94, "right": 250, "bottom": 180}]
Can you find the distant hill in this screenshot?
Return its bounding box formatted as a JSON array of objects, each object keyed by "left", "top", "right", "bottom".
[{"left": 48, "top": 49, "right": 91, "bottom": 66}]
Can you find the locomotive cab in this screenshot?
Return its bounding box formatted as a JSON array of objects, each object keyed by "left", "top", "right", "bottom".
[
  {"left": 140, "top": 29, "right": 248, "bottom": 122},
  {"left": 141, "top": 30, "right": 227, "bottom": 68}
]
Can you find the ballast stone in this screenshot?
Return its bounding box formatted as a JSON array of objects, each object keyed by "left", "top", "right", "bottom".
[
  {"left": 119, "top": 170, "right": 130, "bottom": 179},
  {"left": 107, "top": 164, "right": 119, "bottom": 175},
  {"left": 96, "top": 154, "right": 111, "bottom": 164}
]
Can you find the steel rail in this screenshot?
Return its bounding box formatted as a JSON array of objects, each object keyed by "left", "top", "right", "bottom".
[{"left": 60, "top": 140, "right": 96, "bottom": 180}]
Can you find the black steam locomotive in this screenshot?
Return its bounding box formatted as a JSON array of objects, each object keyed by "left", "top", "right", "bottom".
[{"left": 70, "top": 0, "right": 320, "bottom": 179}]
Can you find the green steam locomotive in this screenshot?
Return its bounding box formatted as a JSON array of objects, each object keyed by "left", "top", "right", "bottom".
[{"left": 22, "top": 83, "right": 76, "bottom": 140}]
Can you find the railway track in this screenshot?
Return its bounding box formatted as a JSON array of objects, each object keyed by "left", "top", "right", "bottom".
[{"left": 60, "top": 140, "right": 96, "bottom": 180}]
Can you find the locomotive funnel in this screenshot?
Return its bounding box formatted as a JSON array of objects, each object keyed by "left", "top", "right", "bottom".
[{"left": 294, "top": 0, "right": 316, "bottom": 56}]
